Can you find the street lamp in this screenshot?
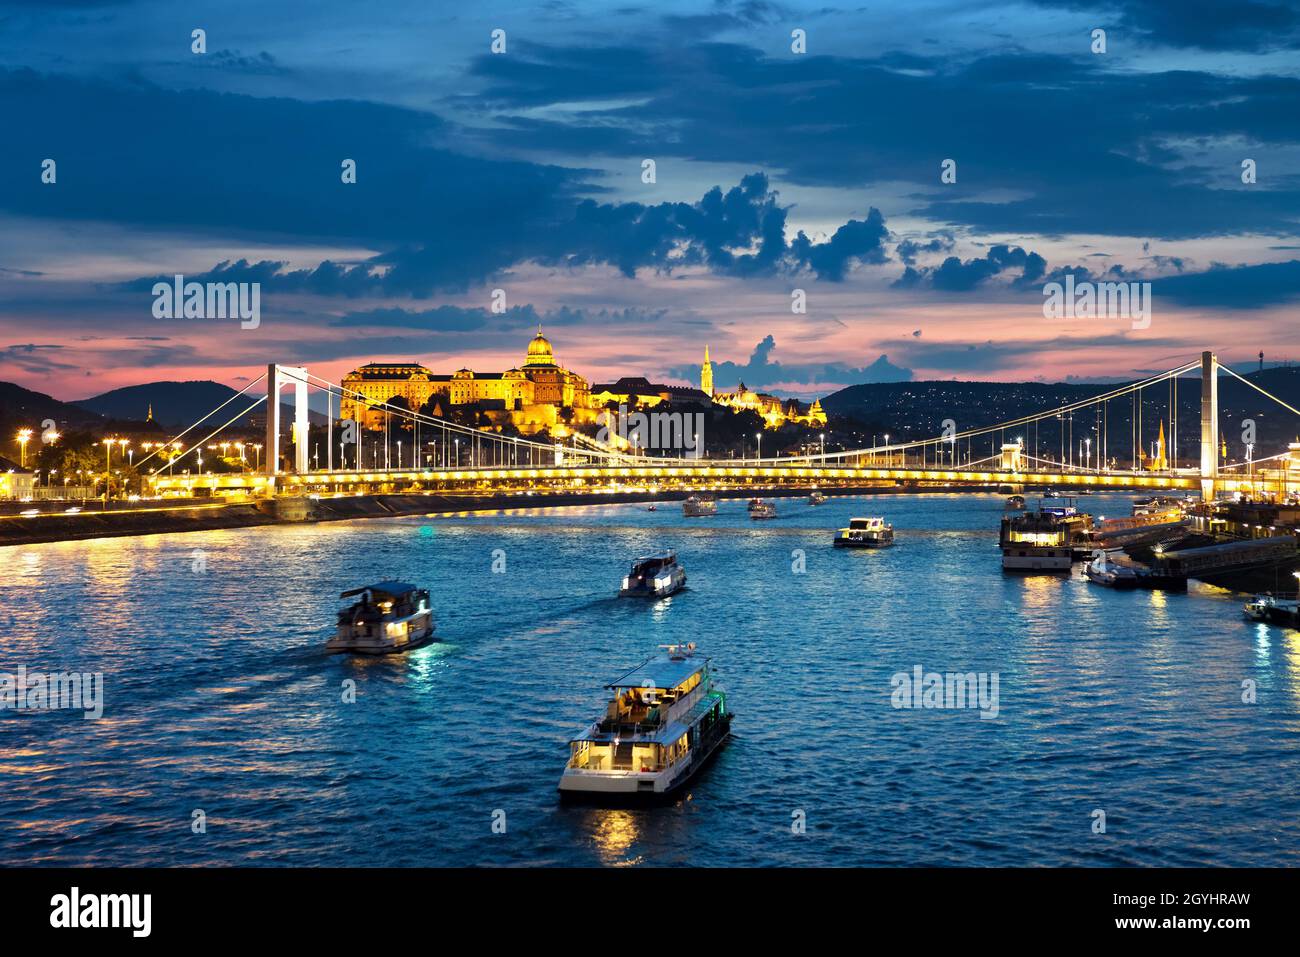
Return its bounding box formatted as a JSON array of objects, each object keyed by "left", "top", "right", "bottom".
[
  {"left": 819, "top": 432, "right": 825, "bottom": 466},
  {"left": 755, "top": 433, "right": 762, "bottom": 465},
  {"left": 17, "top": 428, "right": 32, "bottom": 467},
  {"left": 884, "top": 434, "right": 890, "bottom": 468}
]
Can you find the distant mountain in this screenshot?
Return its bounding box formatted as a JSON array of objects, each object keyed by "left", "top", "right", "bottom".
[
  {"left": 75, "top": 379, "right": 331, "bottom": 428},
  {"left": 73, "top": 380, "right": 242, "bottom": 427},
  {"left": 822, "top": 366, "right": 1300, "bottom": 464},
  {"left": 0, "top": 380, "right": 105, "bottom": 429}
]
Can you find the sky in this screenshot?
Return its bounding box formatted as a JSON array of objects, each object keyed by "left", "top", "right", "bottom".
[{"left": 0, "top": 0, "right": 1298, "bottom": 402}]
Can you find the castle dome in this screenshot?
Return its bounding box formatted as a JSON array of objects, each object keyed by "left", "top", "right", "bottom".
[{"left": 524, "top": 327, "right": 555, "bottom": 366}]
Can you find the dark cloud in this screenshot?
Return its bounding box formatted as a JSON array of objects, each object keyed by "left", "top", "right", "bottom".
[
  {"left": 121, "top": 174, "right": 891, "bottom": 295},
  {"left": 892, "top": 244, "right": 1047, "bottom": 292},
  {"left": 463, "top": 43, "right": 1300, "bottom": 240},
  {"left": 1151, "top": 258, "right": 1300, "bottom": 308},
  {"left": 1030, "top": 0, "right": 1300, "bottom": 52},
  {"left": 667, "top": 335, "right": 913, "bottom": 390}
]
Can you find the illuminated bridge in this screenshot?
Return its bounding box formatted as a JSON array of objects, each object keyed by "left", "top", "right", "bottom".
[{"left": 145, "top": 352, "right": 1300, "bottom": 502}]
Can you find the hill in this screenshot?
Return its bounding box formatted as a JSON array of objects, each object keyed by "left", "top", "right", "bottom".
[{"left": 73, "top": 380, "right": 243, "bottom": 427}]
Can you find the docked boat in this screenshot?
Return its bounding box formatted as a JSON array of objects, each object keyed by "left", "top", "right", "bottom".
[
  {"left": 619, "top": 551, "right": 687, "bottom": 598},
  {"left": 999, "top": 498, "right": 1093, "bottom": 572},
  {"left": 1084, "top": 553, "right": 1140, "bottom": 589},
  {"left": 808, "top": 491, "right": 827, "bottom": 506},
  {"left": 834, "top": 516, "right": 895, "bottom": 548},
  {"left": 326, "top": 581, "right": 435, "bottom": 655},
  {"left": 558, "top": 643, "right": 731, "bottom": 802},
  {"left": 682, "top": 494, "right": 717, "bottom": 517},
  {"left": 749, "top": 500, "right": 777, "bottom": 520},
  {"left": 1244, "top": 593, "right": 1299, "bottom": 625}
]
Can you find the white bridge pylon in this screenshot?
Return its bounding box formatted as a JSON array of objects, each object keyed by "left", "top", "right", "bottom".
[{"left": 266, "top": 364, "right": 310, "bottom": 476}]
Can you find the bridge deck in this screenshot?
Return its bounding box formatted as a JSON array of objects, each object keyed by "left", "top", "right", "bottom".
[{"left": 149, "top": 463, "right": 1208, "bottom": 494}]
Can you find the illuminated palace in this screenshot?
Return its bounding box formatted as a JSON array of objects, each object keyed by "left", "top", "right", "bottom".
[
  {"left": 340, "top": 328, "right": 594, "bottom": 435},
  {"left": 701, "top": 346, "right": 826, "bottom": 430},
  {"left": 339, "top": 335, "right": 827, "bottom": 437}
]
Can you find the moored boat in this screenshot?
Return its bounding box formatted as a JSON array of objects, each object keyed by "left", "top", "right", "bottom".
[
  {"left": 1244, "top": 593, "right": 1299, "bottom": 625},
  {"left": 834, "top": 516, "right": 894, "bottom": 547},
  {"left": 1084, "top": 553, "right": 1140, "bottom": 589},
  {"left": 326, "top": 581, "right": 436, "bottom": 655},
  {"left": 999, "top": 497, "right": 1093, "bottom": 572},
  {"left": 619, "top": 551, "right": 687, "bottom": 598},
  {"left": 558, "top": 643, "right": 731, "bottom": 802}
]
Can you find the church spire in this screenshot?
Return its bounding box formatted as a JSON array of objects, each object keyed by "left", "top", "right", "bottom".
[{"left": 701, "top": 344, "right": 714, "bottom": 398}]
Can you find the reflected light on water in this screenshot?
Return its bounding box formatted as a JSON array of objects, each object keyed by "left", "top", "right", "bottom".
[{"left": 586, "top": 809, "right": 643, "bottom": 866}]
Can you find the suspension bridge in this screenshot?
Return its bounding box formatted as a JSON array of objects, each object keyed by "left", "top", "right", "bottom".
[{"left": 143, "top": 351, "right": 1300, "bottom": 502}]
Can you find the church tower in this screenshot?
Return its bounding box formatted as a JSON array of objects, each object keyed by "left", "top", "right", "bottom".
[{"left": 701, "top": 345, "right": 713, "bottom": 398}]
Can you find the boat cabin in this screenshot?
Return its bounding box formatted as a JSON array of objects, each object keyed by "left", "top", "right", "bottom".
[
  {"left": 628, "top": 552, "right": 677, "bottom": 577},
  {"left": 566, "top": 645, "right": 724, "bottom": 774},
  {"left": 337, "top": 581, "right": 429, "bottom": 629}
]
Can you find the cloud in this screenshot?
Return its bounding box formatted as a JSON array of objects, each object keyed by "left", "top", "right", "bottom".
[
  {"left": 122, "top": 173, "right": 892, "bottom": 296},
  {"left": 1151, "top": 258, "right": 1300, "bottom": 308},
  {"left": 1029, "top": 0, "right": 1300, "bottom": 52},
  {"left": 463, "top": 42, "right": 1300, "bottom": 240},
  {"left": 667, "top": 335, "right": 913, "bottom": 391},
  {"left": 892, "top": 244, "right": 1047, "bottom": 291}
]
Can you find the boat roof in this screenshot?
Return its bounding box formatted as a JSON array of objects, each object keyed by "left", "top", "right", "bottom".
[
  {"left": 607, "top": 653, "right": 706, "bottom": 690},
  {"left": 632, "top": 551, "right": 675, "bottom": 563},
  {"left": 339, "top": 581, "right": 422, "bottom": 599}
]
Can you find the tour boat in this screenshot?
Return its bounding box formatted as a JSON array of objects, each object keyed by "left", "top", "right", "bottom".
[
  {"left": 1084, "top": 553, "right": 1140, "bottom": 589},
  {"left": 749, "top": 500, "right": 778, "bottom": 520},
  {"left": 327, "top": 581, "right": 436, "bottom": 655},
  {"left": 834, "top": 516, "right": 895, "bottom": 547},
  {"left": 619, "top": 551, "right": 687, "bottom": 598},
  {"left": 558, "top": 643, "right": 731, "bottom": 802},
  {"left": 1006, "top": 494, "right": 1026, "bottom": 510},
  {"left": 999, "top": 498, "right": 1093, "bottom": 572},
  {"left": 682, "top": 494, "right": 718, "bottom": 517},
  {"left": 808, "top": 491, "right": 827, "bottom": 506},
  {"left": 747, "top": 497, "right": 763, "bottom": 512}
]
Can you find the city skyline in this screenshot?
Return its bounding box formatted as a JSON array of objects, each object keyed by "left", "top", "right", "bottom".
[{"left": 2, "top": 0, "right": 1299, "bottom": 400}]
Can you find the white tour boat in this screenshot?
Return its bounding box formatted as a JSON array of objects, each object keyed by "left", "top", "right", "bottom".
[
  {"left": 619, "top": 551, "right": 687, "bottom": 598},
  {"left": 558, "top": 643, "right": 732, "bottom": 802},
  {"left": 834, "top": 516, "right": 894, "bottom": 548},
  {"left": 327, "top": 581, "right": 436, "bottom": 655}
]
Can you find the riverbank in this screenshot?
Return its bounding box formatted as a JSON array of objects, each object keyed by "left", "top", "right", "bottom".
[{"left": 0, "top": 482, "right": 1148, "bottom": 547}]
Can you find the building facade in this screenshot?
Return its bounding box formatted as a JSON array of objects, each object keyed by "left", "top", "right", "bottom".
[{"left": 339, "top": 330, "right": 592, "bottom": 435}]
